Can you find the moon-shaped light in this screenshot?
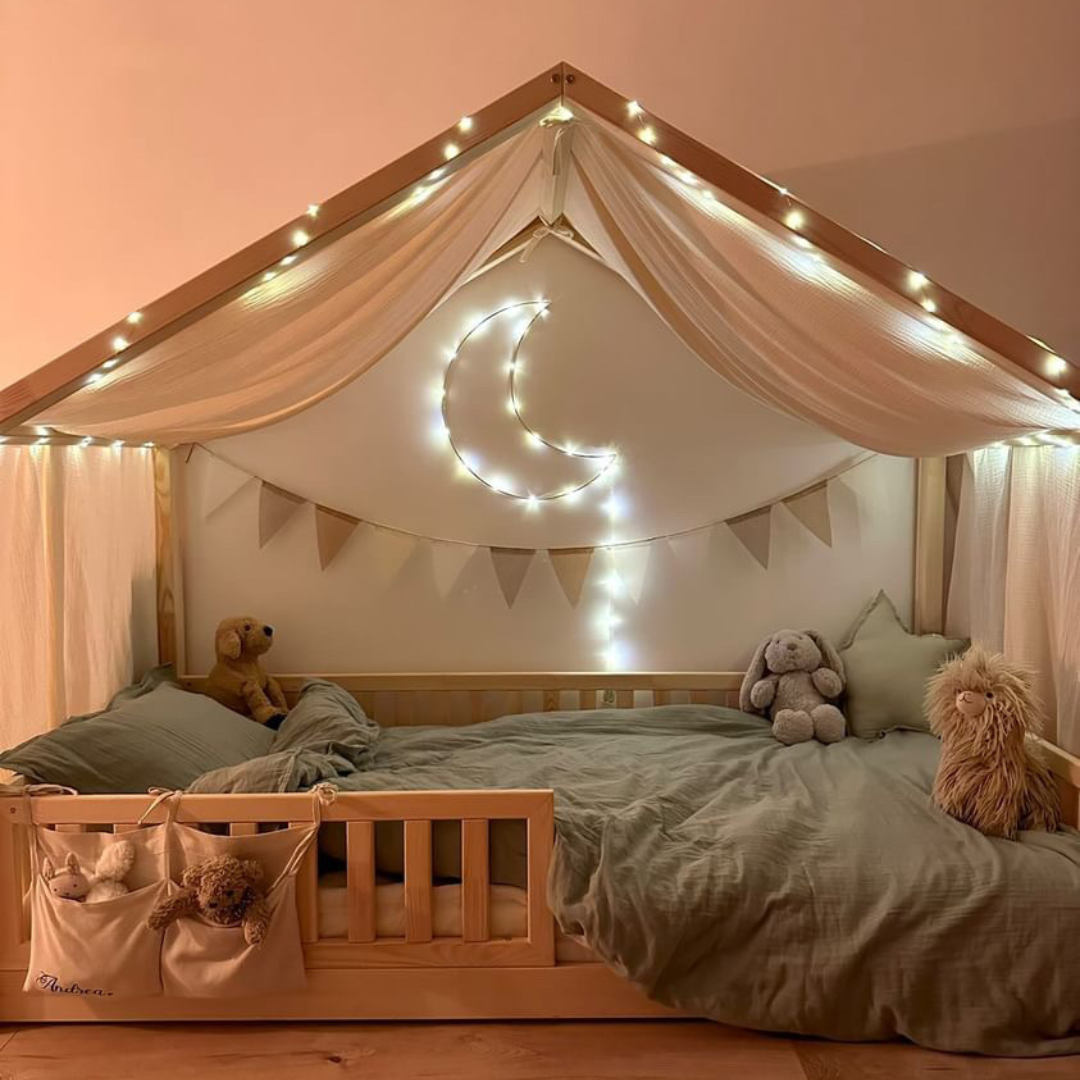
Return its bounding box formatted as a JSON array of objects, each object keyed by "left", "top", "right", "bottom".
[{"left": 440, "top": 301, "right": 618, "bottom": 502}]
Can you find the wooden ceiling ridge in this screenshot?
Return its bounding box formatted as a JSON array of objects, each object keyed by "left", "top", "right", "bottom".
[{"left": 2, "top": 60, "right": 1074, "bottom": 438}]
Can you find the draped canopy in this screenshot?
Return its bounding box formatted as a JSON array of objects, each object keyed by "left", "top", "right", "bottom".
[{"left": 30, "top": 103, "right": 1078, "bottom": 456}]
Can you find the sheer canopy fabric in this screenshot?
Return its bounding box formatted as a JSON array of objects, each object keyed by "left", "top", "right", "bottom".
[
  {"left": 0, "top": 446, "right": 157, "bottom": 748},
  {"left": 38, "top": 110, "right": 1078, "bottom": 453},
  {"left": 948, "top": 447, "right": 1080, "bottom": 754}
]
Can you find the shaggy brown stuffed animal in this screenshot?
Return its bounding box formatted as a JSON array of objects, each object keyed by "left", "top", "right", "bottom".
[
  {"left": 148, "top": 855, "right": 271, "bottom": 946},
  {"left": 926, "top": 647, "right": 1061, "bottom": 840},
  {"left": 204, "top": 616, "right": 288, "bottom": 729}
]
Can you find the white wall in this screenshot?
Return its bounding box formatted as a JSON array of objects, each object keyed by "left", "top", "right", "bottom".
[{"left": 179, "top": 243, "right": 915, "bottom": 674}]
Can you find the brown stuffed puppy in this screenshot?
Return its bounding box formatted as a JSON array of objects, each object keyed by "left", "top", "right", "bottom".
[
  {"left": 148, "top": 854, "right": 270, "bottom": 946},
  {"left": 926, "top": 647, "right": 1061, "bottom": 839},
  {"left": 204, "top": 616, "right": 288, "bottom": 729}
]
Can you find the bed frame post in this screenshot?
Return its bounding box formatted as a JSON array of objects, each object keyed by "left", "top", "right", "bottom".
[
  {"left": 152, "top": 446, "right": 185, "bottom": 671},
  {"left": 913, "top": 457, "right": 947, "bottom": 634}
]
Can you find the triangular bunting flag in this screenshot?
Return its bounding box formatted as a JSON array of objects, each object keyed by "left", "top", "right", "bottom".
[
  {"left": 783, "top": 481, "right": 832, "bottom": 547},
  {"left": 549, "top": 547, "right": 594, "bottom": 607},
  {"left": 258, "top": 482, "right": 305, "bottom": 547},
  {"left": 314, "top": 505, "right": 360, "bottom": 570},
  {"left": 201, "top": 450, "right": 253, "bottom": 518},
  {"left": 431, "top": 542, "right": 478, "bottom": 599},
  {"left": 368, "top": 528, "right": 417, "bottom": 586},
  {"left": 612, "top": 544, "right": 651, "bottom": 604},
  {"left": 490, "top": 547, "right": 535, "bottom": 608},
  {"left": 727, "top": 505, "right": 772, "bottom": 569}
]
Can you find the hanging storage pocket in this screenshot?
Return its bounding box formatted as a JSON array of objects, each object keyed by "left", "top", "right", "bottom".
[
  {"left": 157, "top": 788, "right": 329, "bottom": 998},
  {"left": 23, "top": 818, "right": 170, "bottom": 1000}
]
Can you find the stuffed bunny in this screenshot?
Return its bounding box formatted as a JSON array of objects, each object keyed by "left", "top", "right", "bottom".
[
  {"left": 42, "top": 840, "right": 134, "bottom": 903},
  {"left": 739, "top": 629, "right": 847, "bottom": 745}
]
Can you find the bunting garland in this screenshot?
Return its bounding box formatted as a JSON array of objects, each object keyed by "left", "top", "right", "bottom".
[{"left": 193, "top": 445, "right": 873, "bottom": 608}]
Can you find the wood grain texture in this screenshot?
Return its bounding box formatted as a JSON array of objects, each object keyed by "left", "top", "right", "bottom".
[
  {"left": 461, "top": 819, "right": 490, "bottom": 942},
  {"left": 404, "top": 820, "right": 433, "bottom": 943},
  {"left": 289, "top": 820, "right": 319, "bottom": 943},
  {"left": 792, "top": 1037, "right": 1079, "bottom": 1079},
  {"left": 346, "top": 820, "right": 376, "bottom": 943},
  {"left": 0, "top": 1021, "right": 803, "bottom": 1080},
  {"left": 913, "top": 457, "right": 947, "bottom": 635}
]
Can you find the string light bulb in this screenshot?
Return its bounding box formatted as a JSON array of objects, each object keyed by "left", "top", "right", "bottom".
[
  {"left": 111, "top": 336, "right": 128, "bottom": 351},
  {"left": 291, "top": 229, "right": 310, "bottom": 247},
  {"left": 457, "top": 116, "right": 474, "bottom": 133},
  {"left": 306, "top": 204, "right": 320, "bottom": 218},
  {"left": 126, "top": 311, "right": 143, "bottom": 325},
  {"left": 444, "top": 143, "right": 460, "bottom": 160},
  {"left": 279, "top": 254, "right": 297, "bottom": 266},
  {"left": 1046, "top": 355, "right": 1068, "bottom": 378},
  {"left": 784, "top": 209, "right": 805, "bottom": 231},
  {"left": 638, "top": 126, "right": 657, "bottom": 146},
  {"left": 103, "top": 358, "right": 119, "bottom": 370},
  {"left": 626, "top": 100, "right": 644, "bottom": 118},
  {"left": 262, "top": 271, "right": 276, "bottom": 282},
  {"left": 80, "top": 437, "right": 92, "bottom": 447},
  {"left": 921, "top": 297, "right": 937, "bottom": 313},
  {"left": 907, "top": 270, "right": 929, "bottom": 290}
]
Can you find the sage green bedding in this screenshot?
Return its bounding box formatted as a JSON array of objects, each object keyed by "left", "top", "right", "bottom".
[{"left": 191, "top": 681, "right": 1080, "bottom": 1055}]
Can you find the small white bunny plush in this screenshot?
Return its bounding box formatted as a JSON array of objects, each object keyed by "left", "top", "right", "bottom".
[
  {"left": 42, "top": 841, "right": 135, "bottom": 903},
  {"left": 739, "top": 629, "right": 847, "bottom": 745}
]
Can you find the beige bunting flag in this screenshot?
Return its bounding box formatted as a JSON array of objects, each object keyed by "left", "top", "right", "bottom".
[
  {"left": 611, "top": 544, "right": 651, "bottom": 604},
  {"left": 431, "top": 542, "right": 478, "bottom": 599},
  {"left": 490, "top": 547, "right": 535, "bottom": 608},
  {"left": 200, "top": 450, "right": 253, "bottom": 518},
  {"left": 727, "top": 505, "right": 772, "bottom": 569},
  {"left": 548, "top": 547, "right": 594, "bottom": 607},
  {"left": 783, "top": 481, "right": 832, "bottom": 547},
  {"left": 258, "top": 482, "right": 305, "bottom": 547},
  {"left": 368, "top": 528, "right": 417, "bottom": 586},
  {"left": 314, "top": 505, "right": 361, "bottom": 569}
]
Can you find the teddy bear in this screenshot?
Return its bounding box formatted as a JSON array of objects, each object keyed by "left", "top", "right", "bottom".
[
  {"left": 739, "top": 628, "right": 847, "bottom": 745},
  {"left": 43, "top": 840, "right": 135, "bottom": 903},
  {"left": 926, "top": 646, "right": 1061, "bottom": 839},
  {"left": 203, "top": 616, "right": 289, "bottom": 729},
  {"left": 147, "top": 854, "right": 271, "bottom": 946}
]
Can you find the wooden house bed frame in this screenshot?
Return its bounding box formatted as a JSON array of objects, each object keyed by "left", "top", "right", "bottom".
[{"left": 1, "top": 63, "right": 1078, "bottom": 1025}]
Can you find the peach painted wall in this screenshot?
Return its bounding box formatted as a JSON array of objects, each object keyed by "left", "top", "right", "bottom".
[{"left": 2, "top": 0, "right": 1078, "bottom": 391}]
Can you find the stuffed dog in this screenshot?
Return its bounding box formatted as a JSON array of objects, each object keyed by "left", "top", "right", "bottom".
[
  {"left": 204, "top": 616, "right": 288, "bottom": 729},
  {"left": 740, "top": 629, "right": 847, "bottom": 745}
]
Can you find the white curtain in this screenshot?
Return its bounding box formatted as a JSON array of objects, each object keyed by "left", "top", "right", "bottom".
[
  {"left": 0, "top": 445, "right": 157, "bottom": 750},
  {"left": 948, "top": 446, "right": 1080, "bottom": 753},
  {"left": 34, "top": 110, "right": 1077, "bottom": 454}
]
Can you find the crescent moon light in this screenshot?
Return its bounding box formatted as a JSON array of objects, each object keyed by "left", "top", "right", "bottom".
[{"left": 438, "top": 300, "right": 619, "bottom": 505}]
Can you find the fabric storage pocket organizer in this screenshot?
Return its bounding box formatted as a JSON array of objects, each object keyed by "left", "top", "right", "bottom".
[
  {"left": 156, "top": 788, "right": 328, "bottom": 998},
  {"left": 23, "top": 811, "right": 170, "bottom": 1000}
]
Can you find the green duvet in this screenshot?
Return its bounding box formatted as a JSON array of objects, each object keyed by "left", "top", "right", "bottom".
[{"left": 192, "top": 681, "right": 1080, "bottom": 1055}]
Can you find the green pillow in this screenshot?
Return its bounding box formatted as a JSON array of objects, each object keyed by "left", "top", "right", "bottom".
[
  {"left": 840, "top": 591, "right": 968, "bottom": 738},
  {"left": 0, "top": 672, "right": 274, "bottom": 793}
]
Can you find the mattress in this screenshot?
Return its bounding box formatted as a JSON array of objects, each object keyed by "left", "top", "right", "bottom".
[{"left": 316, "top": 871, "right": 593, "bottom": 962}]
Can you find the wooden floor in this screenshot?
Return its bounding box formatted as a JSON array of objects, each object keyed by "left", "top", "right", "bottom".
[{"left": 0, "top": 1021, "right": 1076, "bottom": 1079}]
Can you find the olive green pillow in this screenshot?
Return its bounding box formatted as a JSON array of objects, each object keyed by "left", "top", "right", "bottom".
[
  {"left": 840, "top": 591, "right": 968, "bottom": 738},
  {"left": 0, "top": 670, "right": 274, "bottom": 793}
]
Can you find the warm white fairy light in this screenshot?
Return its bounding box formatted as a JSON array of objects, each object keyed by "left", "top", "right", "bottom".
[
  {"left": 543, "top": 104, "right": 574, "bottom": 125},
  {"left": 444, "top": 143, "right": 460, "bottom": 160},
  {"left": 306, "top": 204, "right": 320, "bottom": 218},
  {"left": 126, "top": 311, "right": 143, "bottom": 325},
  {"left": 87, "top": 372, "right": 103, "bottom": 384},
  {"left": 111, "top": 335, "right": 128, "bottom": 351},
  {"left": 80, "top": 437, "right": 92, "bottom": 447},
  {"left": 626, "top": 100, "right": 643, "bottom": 118},
  {"left": 262, "top": 271, "right": 276, "bottom": 282},
  {"left": 638, "top": 126, "right": 657, "bottom": 146},
  {"left": 1046, "top": 355, "right": 1068, "bottom": 378},
  {"left": 784, "top": 209, "right": 805, "bottom": 231},
  {"left": 457, "top": 116, "right": 474, "bottom": 133},
  {"left": 437, "top": 300, "right": 618, "bottom": 502},
  {"left": 921, "top": 297, "right": 937, "bottom": 313},
  {"left": 907, "top": 270, "right": 929, "bottom": 291},
  {"left": 279, "top": 254, "right": 297, "bottom": 266},
  {"left": 291, "top": 229, "right": 310, "bottom": 247},
  {"left": 34, "top": 436, "right": 48, "bottom": 445},
  {"left": 103, "top": 357, "right": 119, "bottom": 369},
  {"left": 143, "top": 441, "right": 154, "bottom": 448}
]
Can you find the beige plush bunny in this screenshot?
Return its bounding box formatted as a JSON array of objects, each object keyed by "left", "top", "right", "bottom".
[{"left": 739, "top": 629, "right": 847, "bottom": 745}]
